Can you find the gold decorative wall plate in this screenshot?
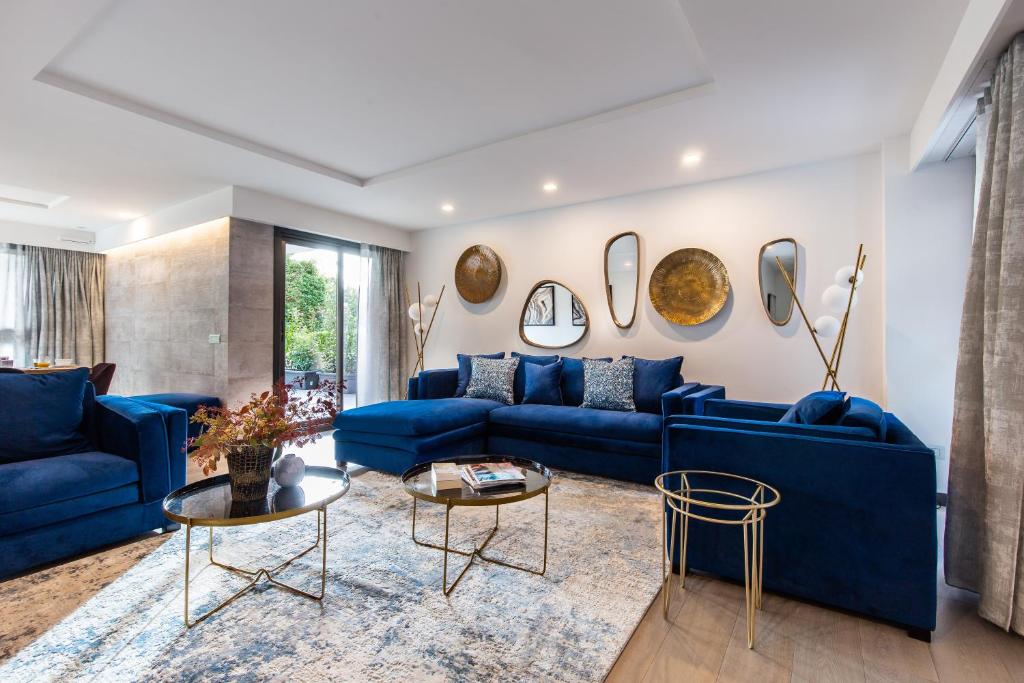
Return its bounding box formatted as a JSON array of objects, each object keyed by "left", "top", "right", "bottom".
[
  {"left": 455, "top": 245, "right": 502, "bottom": 303},
  {"left": 649, "top": 248, "right": 730, "bottom": 325}
]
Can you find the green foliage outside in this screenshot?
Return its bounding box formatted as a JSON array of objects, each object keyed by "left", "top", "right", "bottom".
[{"left": 284, "top": 257, "right": 357, "bottom": 375}]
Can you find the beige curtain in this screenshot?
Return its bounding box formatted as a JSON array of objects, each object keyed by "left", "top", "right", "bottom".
[
  {"left": 945, "top": 33, "right": 1024, "bottom": 634},
  {"left": 2, "top": 245, "right": 105, "bottom": 368},
  {"left": 356, "top": 244, "right": 407, "bottom": 405}
]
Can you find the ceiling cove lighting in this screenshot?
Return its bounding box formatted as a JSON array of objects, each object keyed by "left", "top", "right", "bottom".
[
  {"left": 441, "top": 203, "right": 455, "bottom": 213},
  {"left": 542, "top": 181, "right": 558, "bottom": 193},
  {"left": 116, "top": 211, "right": 142, "bottom": 221},
  {"left": 681, "top": 151, "right": 703, "bottom": 168}
]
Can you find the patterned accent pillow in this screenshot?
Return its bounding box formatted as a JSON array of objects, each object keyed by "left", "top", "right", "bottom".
[
  {"left": 581, "top": 357, "right": 636, "bottom": 412},
  {"left": 465, "top": 357, "right": 520, "bottom": 405}
]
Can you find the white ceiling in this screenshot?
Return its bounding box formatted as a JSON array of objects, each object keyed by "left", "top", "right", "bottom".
[{"left": 0, "top": 0, "right": 968, "bottom": 234}]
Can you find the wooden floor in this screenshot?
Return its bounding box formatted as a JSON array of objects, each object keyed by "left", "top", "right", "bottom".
[{"left": 607, "top": 550, "right": 1024, "bottom": 682}]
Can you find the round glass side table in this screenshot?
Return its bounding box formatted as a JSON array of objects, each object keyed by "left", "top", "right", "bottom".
[
  {"left": 654, "top": 470, "right": 781, "bottom": 649},
  {"left": 163, "top": 465, "right": 350, "bottom": 627}
]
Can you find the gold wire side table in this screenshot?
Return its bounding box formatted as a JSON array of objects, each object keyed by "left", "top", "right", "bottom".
[
  {"left": 163, "top": 466, "right": 350, "bottom": 627},
  {"left": 654, "top": 470, "right": 780, "bottom": 649},
  {"left": 402, "top": 456, "right": 551, "bottom": 596}
]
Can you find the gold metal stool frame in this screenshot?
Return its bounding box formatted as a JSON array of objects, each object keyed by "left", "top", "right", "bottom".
[
  {"left": 163, "top": 466, "right": 350, "bottom": 628},
  {"left": 654, "top": 470, "right": 781, "bottom": 649}
]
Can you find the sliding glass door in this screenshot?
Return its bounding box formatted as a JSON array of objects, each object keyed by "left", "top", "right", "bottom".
[{"left": 273, "top": 228, "right": 361, "bottom": 410}]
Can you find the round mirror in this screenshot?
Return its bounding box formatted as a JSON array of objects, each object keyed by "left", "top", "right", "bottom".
[
  {"left": 604, "top": 231, "right": 639, "bottom": 328},
  {"left": 519, "top": 280, "right": 589, "bottom": 349},
  {"left": 758, "top": 238, "right": 797, "bottom": 325}
]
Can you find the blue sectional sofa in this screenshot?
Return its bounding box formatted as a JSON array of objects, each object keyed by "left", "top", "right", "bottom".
[
  {"left": 334, "top": 357, "right": 703, "bottom": 484},
  {"left": 0, "top": 369, "right": 188, "bottom": 578},
  {"left": 663, "top": 388, "right": 937, "bottom": 637}
]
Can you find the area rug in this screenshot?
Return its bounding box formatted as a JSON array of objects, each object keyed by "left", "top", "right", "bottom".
[{"left": 0, "top": 468, "right": 662, "bottom": 682}]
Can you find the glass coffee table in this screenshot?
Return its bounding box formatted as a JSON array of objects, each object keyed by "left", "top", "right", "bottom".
[
  {"left": 163, "top": 465, "right": 350, "bottom": 627},
  {"left": 402, "top": 456, "right": 551, "bottom": 595}
]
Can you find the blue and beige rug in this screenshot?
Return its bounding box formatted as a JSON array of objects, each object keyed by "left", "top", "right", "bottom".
[{"left": 1, "top": 469, "right": 662, "bottom": 682}]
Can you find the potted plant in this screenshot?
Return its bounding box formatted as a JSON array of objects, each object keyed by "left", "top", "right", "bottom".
[{"left": 188, "top": 381, "right": 339, "bottom": 502}]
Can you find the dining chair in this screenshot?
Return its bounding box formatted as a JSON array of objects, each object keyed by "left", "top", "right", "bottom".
[{"left": 89, "top": 362, "right": 117, "bottom": 395}]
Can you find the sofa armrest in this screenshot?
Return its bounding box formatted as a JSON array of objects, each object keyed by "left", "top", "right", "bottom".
[
  {"left": 660, "top": 382, "right": 702, "bottom": 417},
  {"left": 663, "top": 414, "right": 876, "bottom": 442},
  {"left": 130, "top": 399, "right": 189, "bottom": 492},
  {"left": 702, "top": 397, "right": 788, "bottom": 421},
  {"left": 677, "top": 385, "right": 726, "bottom": 416},
  {"left": 94, "top": 396, "right": 185, "bottom": 503},
  {"left": 412, "top": 368, "right": 459, "bottom": 400}
]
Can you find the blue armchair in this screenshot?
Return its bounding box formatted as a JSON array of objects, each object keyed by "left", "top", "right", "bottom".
[
  {"left": 0, "top": 369, "right": 187, "bottom": 578},
  {"left": 662, "top": 391, "right": 937, "bottom": 637}
]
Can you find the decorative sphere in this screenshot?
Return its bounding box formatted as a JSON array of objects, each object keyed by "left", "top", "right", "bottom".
[
  {"left": 272, "top": 453, "right": 306, "bottom": 487},
  {"left": 834, "top": 265, "right": 865, "bottom": 288},
  {"left": 814, "top": 315, "right": 841, "bottom": 338},
  {"left": 822, "top": 285, "right": 857, "bottom": 313},
  {"left": 407, "top": 303, "right": 422, "bottom": 321},
  {"left": 422, "top": 294, "right": 439, "bottom": 308}
]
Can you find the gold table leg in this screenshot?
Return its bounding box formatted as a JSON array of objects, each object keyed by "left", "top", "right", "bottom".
[
  {"left": 411, "top": 491, "right": 549, "bottom": 595},
  {"left": 182, "top": 506, "right": 328, "bottom": 628}
]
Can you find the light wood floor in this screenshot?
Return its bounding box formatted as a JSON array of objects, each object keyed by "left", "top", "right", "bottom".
[{"left": 606, "top": 537, "right": 1024, "bottom": 682}]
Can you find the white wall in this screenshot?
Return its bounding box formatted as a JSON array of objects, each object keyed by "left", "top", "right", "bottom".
[
  {"left": 883, "top": 137, "right": 975, "bottom": 492},
  {"left": 0, "top": 220, "right": 95, "bottom": 251},
  {"left": 408, "top": 153, "right": 886, "bottom": 405}
]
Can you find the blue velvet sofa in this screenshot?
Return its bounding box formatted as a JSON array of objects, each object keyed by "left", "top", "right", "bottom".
[
  {"left": 0, "top": 369, "right": 187, "bottom": 579},
  {"left": 663, "top": 387, "right": 937, "bottom": 637},
  {"left": 334, "top": 358, "right": 703, "bottom": 484}
]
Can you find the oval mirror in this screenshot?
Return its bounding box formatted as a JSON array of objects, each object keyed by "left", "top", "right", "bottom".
[
  {"left": 519, "top": 280, "right": 589, "bottom": 349},
  {"left": 604, "top": 231, "right": 639, "bottom": 328},
  {"left": 758, "top": 238, "right": 797, "bottom": 325}
]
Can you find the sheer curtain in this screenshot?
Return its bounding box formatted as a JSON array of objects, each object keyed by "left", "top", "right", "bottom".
[
  {"left": 356, "top": 244, "right": 407, "bottom": 405},
  {"left": 945, "top": 33, "right": 1024, "bottom": 635},
  {"left": 0, "top": 244, "right": 105, "bottom": 367}
]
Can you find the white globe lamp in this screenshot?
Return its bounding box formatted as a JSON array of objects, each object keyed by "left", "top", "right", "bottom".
[
  {"left": 422, "top": 294, "right": 439, "bottom": 308},
  {"left": 822, "top": 285, "right": 857, "bottom": 313},
  {"left": 407, "top": 303, "right": 422, "bottom": 321},
  {"left": 814, "top": 315, "right": 841, "bottom": 338},
  {"left": 834, "top": 265, "right": 865, "bottom": 288}
]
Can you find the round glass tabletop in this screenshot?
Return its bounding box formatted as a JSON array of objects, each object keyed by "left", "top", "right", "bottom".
[
  {"left": 402, "top": 455, "right": 551, "bottom": 506},
  {"left": 163, "top": 465, "right": 350, "bottom": 526}
]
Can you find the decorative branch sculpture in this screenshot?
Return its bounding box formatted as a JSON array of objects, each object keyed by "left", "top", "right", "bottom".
[{"left": 405, "top": 282, "right": 445, "bottom": 379}]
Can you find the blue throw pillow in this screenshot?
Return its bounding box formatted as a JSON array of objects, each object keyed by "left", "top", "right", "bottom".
[
  {"left": 839, "top": 397, "right": 887, "bottom": 440},
  {"left": 511, "top": 352, "right": 559, "bottom": 403},
  {"left": 779, "top": 390, "right": 847, "bottom": 425},
  {"left": 625, "top": 356, "right": 684, "bottom": 414},
  {"left": 523, "top": 361, "right": 563, "bottom": 405},
  {"left": 560, "top": 357, "right": 612, "bottom": 406},
  {"left": 0, "top": 367, "right": 93, "bottom": 462},
  {"left": 455, "top": 352, "right": 505, "bottom": 397}
]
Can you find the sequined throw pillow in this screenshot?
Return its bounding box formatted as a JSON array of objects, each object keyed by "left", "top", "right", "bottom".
[
  {"left": 465, "top": 356, "right": 520, "bottom": 405},
  {"left": 581, "top": 357, "right": 636, "bottom": 411}
]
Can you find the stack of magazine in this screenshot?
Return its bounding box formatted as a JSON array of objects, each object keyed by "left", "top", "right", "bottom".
[{"left": 460, "top": 462, "right": 527, "bottom": 490}]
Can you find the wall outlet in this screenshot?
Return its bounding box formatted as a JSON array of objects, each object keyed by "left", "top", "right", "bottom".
[
  {"left": 208, "top": 334, "right": 221, "bottom": 344},
  {"left": 930, "top": 445, "right": 947, "bottom": 461}
]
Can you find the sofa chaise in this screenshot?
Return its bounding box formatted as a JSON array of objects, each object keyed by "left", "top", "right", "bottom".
[
  {"left": 0, "top": 369, "right": 188, "bottom": 578},
  {"left": 663, "top": 387, "right": 937, "bottom": 637},
  {"left": 334, "top": 356, "right": 704, "bottom": 484}
]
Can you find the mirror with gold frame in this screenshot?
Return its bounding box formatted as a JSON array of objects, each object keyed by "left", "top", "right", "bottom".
[
  {"left": 519, "top": 280, "right": 589, "bottom": 349},
  {"left": 604, "top": 231, "right": 639, "bottom": 328},
  {"left": 758, "top": 238, "right": 797, "bottom": 325}
]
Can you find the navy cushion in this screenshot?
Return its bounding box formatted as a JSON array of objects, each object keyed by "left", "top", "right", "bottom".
[
  {"left": 333, "top": 397, "right": 504, "bottom": 437},
  {"left": 779, "top": 391, "right": 847, "bottom": 425},
  {"left": 511, "top": 352, "right": 560, "bottom": 403},
  {"left": 455, "top": 352, "right": 505, "bottom": 397},
  {"left": 0, "top": 368, "right": 92, "bottom": 463},
  {"left": 0, "top": 451, "right": 140, "bottom": 515},
  {"left": 626, "top": 356, "right": 683, "bottom": 414},
  {"left": 839, "top": 397, "right": 887, "bottom": 440},
  {"left": 560, "top": 357, "right": 612, "bottom": 407},
  {"left": 489, "top": 404, "right": 662, "bottom": 443},
  {"left": 523, "top": 361, "right": 563, "bottom": 405}
]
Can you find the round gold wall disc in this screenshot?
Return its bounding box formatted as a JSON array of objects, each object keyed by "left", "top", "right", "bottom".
[
  {"left": 455, "top": 245, "right": 502, "bottom": 303},
  {"left": 649, "top": 248, "right": 730, "bottom": 325}
]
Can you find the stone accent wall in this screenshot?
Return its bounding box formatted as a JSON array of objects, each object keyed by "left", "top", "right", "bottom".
[{"left": 104, "top": 217, "right": 274, "bottom": 406}]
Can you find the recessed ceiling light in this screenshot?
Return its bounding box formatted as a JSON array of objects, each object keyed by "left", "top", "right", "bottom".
[
  {"left": 441, "top": 203, "right": 455, "bottom": 213},
  {"left": 542, "top": 181, "right": 558, "bottom": 193},
  {"left": 681, "top": 151, "right": 703, "bottom": 167}
]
